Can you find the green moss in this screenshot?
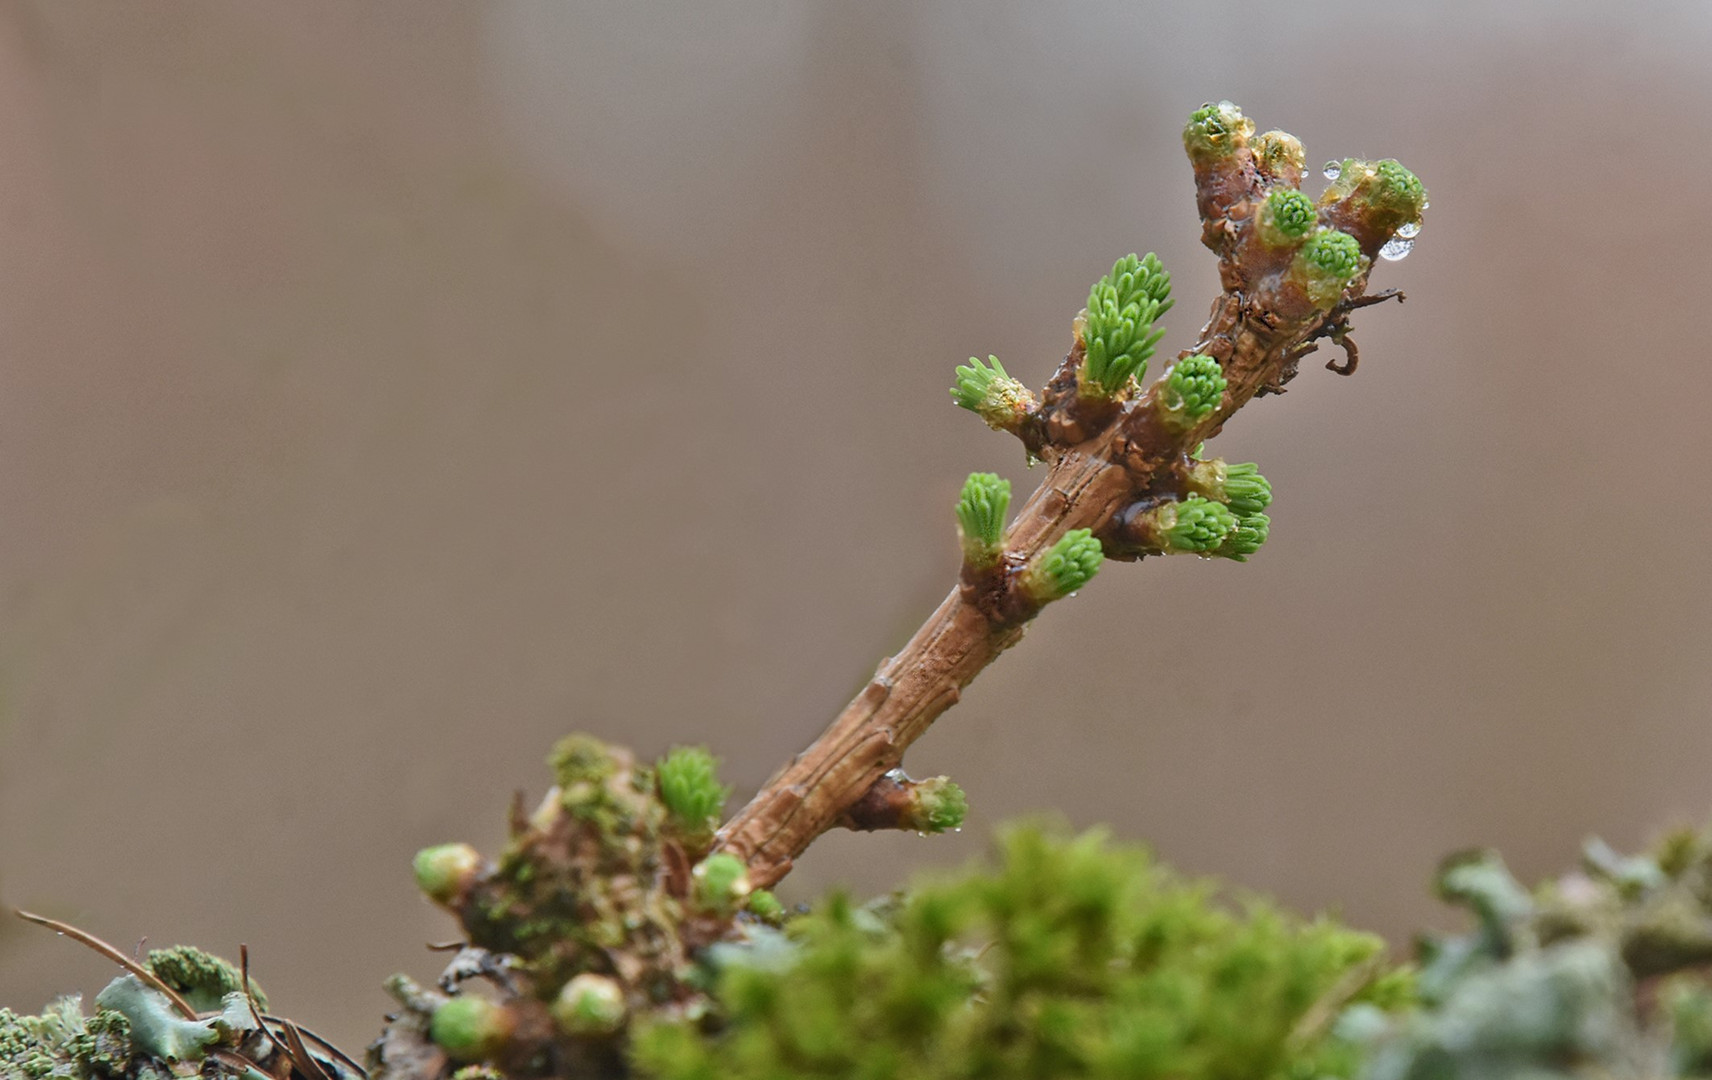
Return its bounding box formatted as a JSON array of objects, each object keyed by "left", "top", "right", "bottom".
[{"left": 634, "top": 823, "right": 1403, "bottom": 1080}]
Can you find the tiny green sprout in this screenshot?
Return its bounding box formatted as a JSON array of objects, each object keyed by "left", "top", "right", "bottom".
[
  {"left": 656, "top": 746, "right": 731, "bottom": 844},
  {"left": 1022, "top": 528, "right": 1103, "bottom": 602},
  {"left": 693, "top": 852, "right": 752, "bottom": 915},
  {"left": 747, "top": 888, "right": 785, "bottom": 923},
  {"left": 1291, "top": 227, "right": 1368, "bottom": 308},
  {"left": 1214, "top": 512, "right": 1269, "bottom": 561},
  {"left": 1186, "top": 458, "right": 1273, "bottom": 516},
  {"left": 1080, "top": 253, "right": 1173, "bottom": 400},
  {"left": 903, "top": 776, "right": 968, "bottom": 834},
  {"left": 1323, "top": 157, "right": 1428, "bottom": 237},
  {"left": 956, "top": 472, "right": 1011, "bottom": 569},
  {"left": 951, "top": 355, "right": 1037, "bottom": 431},
  {"left": 552, "top": 973, "right": 628, "bottom": 1038},
  {"left": 146, "top": 945, "right": 266, "bottom": 1013},
  {"left": 414, "top": 842, "right": 483, "bottom": 907},
  {"left": 1253, "top": 129, "right": 1306, "bottom": 181},
  {"left": 1183, "top": 100, "right": 1254, "bottom": 161},
  {"left": 430, "top": 995, "right": 516, "bottom": 1063},
  {"left": 1258, "top": 187, "right": 1318, "bottom": 247},
  {"left": 1157, "top": 354, "right": 1227, "bottom": 431},
  {"left": 1135, "top": 495, "right": 1237, "bottom": 554}
]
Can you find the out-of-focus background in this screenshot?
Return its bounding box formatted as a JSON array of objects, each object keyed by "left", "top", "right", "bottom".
[{"left": 3, "top": 0, "right": 1711, "bottom": 1050}]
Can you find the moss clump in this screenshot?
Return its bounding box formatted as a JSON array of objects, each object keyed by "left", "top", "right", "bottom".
[{"left": 634, "top": 822, "right": 1408, "bottom": 1080}]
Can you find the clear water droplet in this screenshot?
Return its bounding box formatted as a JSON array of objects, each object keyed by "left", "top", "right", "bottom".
[
  {"left": 1420, "top": 199, "right": 1430, "bottom": 211},
  {"left": 1322, "top": 161, "right": 1342, "bottom": 180},
  {"left": 1396, "top": 221, "right": 1421, "bottom": 239},
  {"left": 1379, "top": 237, "right": 1414, "bottom": 261}
]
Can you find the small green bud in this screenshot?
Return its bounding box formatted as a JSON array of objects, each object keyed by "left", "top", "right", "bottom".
[
  {"left": 1257, "top": 187, "right": 1317, "bottom": 247},
  {"left": 655, "top": 746, "right": 730, "bottom": 844},
  {"left": 1022, "top": 528, "right": 1102, "bottom": 602},
  {"left": 1323, "top": 157, "right": 1427, "bottom": 237},
  {"left": 552, "top": 973, "right": 627, "bottom": 1038},
  {"left": 1134, "top": 495, "right": 1236, "bottom": 554},
  {"left": 414, "top": 843, "right": 483, "bottom": 907},
  {"left": 1291, "top": 227, "right": 1368, "bottom": 307},
  {"left": 951, "top": 355, "right": 1037, "bottom": 431},
  {"left": 747, "top": 888, "right": 785, "bottom": 923},
  {"left": 693, "top": 852, "right": 752, "bottom": 914},
  {"left": 1253, "top": 129, "right": 1305, "bottom": 181},
  {"left": 1213, "top": 512, "right": 1269, "bottom": 561},
  {"left": 1080, "top": 253, "right": 1172, "bottom": 399},
  {"left": 1183, "top": 100, "right": 1253, "bottom": 161},
  {"left": 1156, "top": 354, "right": 1227, "bottom": 430},
  {"left": 956, "top": 472, "right": 1011, "bottom": 569},
  {"left": 1186, "top": 459, "right": 1273, "bottom": 516},
  {"left": 430, "top": 996, "right": 515, "bottom": 1063},
  {"left": 903, "top": 776, "right": 967, "bottom": 834}
]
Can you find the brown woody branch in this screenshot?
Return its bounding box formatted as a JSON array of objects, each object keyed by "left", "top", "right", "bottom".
[{"left": 712, "top": 107, "right": 1417, "bottom": 888}]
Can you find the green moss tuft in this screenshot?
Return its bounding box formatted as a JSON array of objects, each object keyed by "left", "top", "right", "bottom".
[{"left": 634, "top": 823, "right": 1403, "bottom": 1080}]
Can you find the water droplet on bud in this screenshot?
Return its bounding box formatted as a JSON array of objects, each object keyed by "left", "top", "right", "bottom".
[
  {"left": 1379, "top": 237, "right": 1415, "bottom": 261},
  {"left": 1397, "top": 221, "right": 1421, "bottom": 239},
  {"left": 1322, "top": 161, "right": 1342, "bottom": 180}
]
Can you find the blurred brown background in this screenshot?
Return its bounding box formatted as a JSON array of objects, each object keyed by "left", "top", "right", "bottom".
[{"left": 4, "top": 0, "right": 1712, "bottom": 1052}]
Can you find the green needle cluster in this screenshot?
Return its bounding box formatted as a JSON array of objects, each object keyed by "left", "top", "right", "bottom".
[
  {"left": 904, "top": 776, "right": 968, "bottom": 835},
  {"left": 956, "top": 472, "right": 1011, "bottom": 569},
  {"left": 1293, "top": 228, "right": 1368, "bottom": 307},
  {"left": 1024, "top": 528, "right": 1103, "bottom": 602},
  {"left": 1080, "top": 253, "right": 1173, "bottom": 400},
  {"left": 1260, "top": 187, "right": 1318, "bottom": 246},
  {"left": 1159, "top": 495, "right": 1237, "bottom": 554},
  {"left": 1188, "top": 458, "right": 1273, "bottom": 517},
  {"left": 1158, "top": 354, "right": 1227, "bottom": 430},
  {"left": 951, "top": 355, "right": 1036, "bottom": 431},
  {"left": 656, "top": 746, "right": 731, "bottom": 847},
  {"left": 1215, "top": 512, "right": 1270, "bottom": 561}
]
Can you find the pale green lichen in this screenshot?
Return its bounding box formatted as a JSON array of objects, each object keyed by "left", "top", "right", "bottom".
[
  {"left": 1022, "top": 528, "right": 1102, "bottom": 602},
  {"left": 956, "top": 472, "right": 1011, "bottom": 569},
  {"left": 1080, "top": 253, "right": 1172, "bottom": 399}
]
